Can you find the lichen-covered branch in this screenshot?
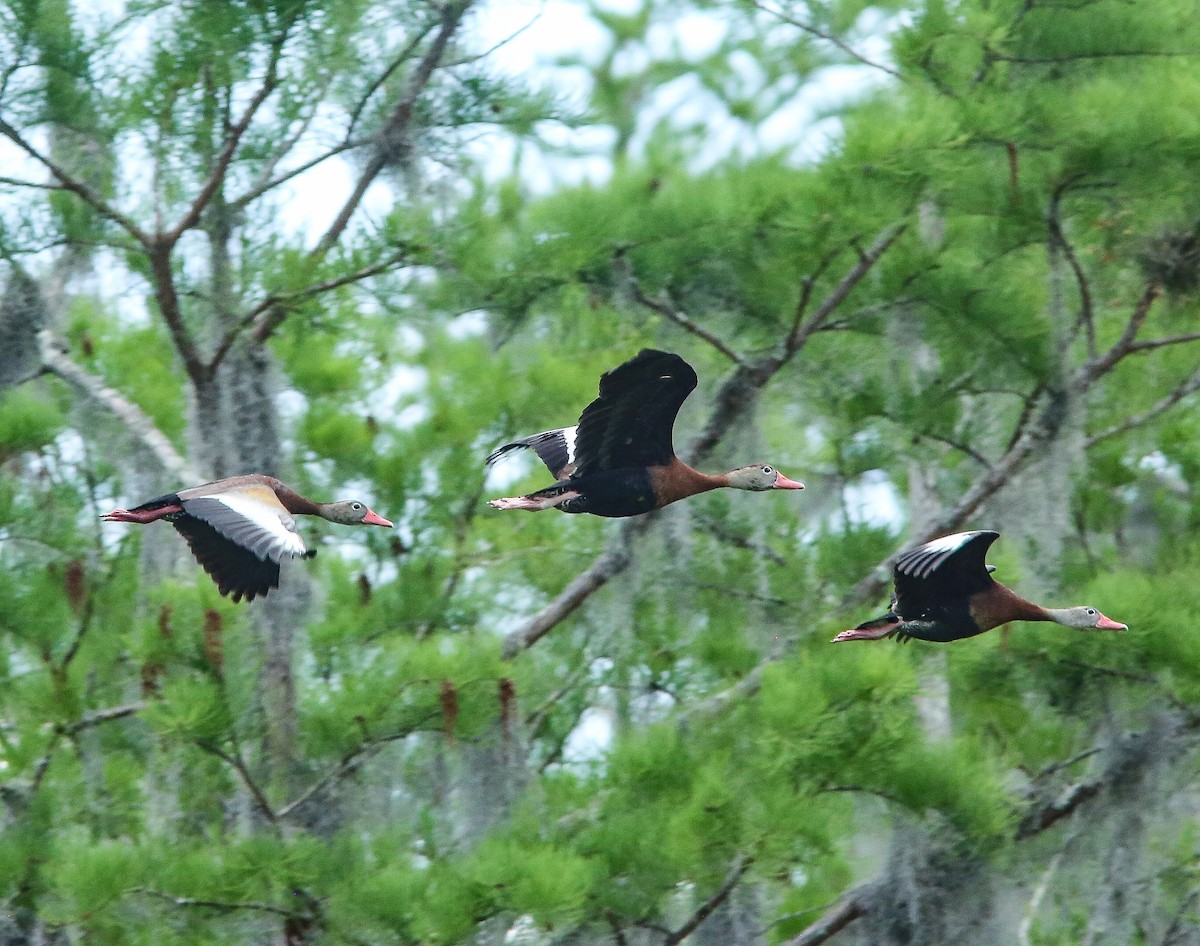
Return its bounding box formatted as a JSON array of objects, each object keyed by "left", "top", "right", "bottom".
[{"left": 37, "top": 331, "right": 200, "bottom": 483}]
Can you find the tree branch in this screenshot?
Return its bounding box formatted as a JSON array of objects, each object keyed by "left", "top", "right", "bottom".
[
  {"left": 501, "top": 521, "right": 645, "bottom": 659},
  {"left": 345, "top": 20, "right": 439, "bottom": 138},
  {"left": 1086, "top": 363, "right": 1200, "bottom": 447},
  {"left": 167, "top": 29, "right": 289, "bottom": 242},
  {"left": 1077, "top": 282, "right": 1160, "bottom": 382},
  {"left": 37, "top": 331, "right": 200, "bottom": 482},
  {"left": 620, "top": 252, "right": 744, "bottom": 364},
  {"left": 786, "top": 224, "right": 908, "bottom": 354},
  {"left": 752, "top": 1, "right": 902, "bottom": 78},
  {"left": 0, "top": 117, "right": 148, "bottom": 244},
  {"left": 64, "top": 702, "right": 145, "bottom": 735},
  {"left": 663, "top": 854, "right": 754, "bottom": 946},
  {"left": 209, "top": 248, "right": 411, "bottom": 371},
  {"left": 130, "top": 887, "right": 301, "bottom": 919},
  {"left": 311, "top": 0, "right": 470, "bottom": 260},
  {"left": 1047, "top": 184, "right": 1096, "bottom": 358},
  {"left": 781, "top": 885, "right": 874, "bottom": 946},
  {"left": 1125, "top": 331, "right": 1200, "bottom": 354},
  {"left": 196, "top": 740, "right": 278, "bottom": 827}
]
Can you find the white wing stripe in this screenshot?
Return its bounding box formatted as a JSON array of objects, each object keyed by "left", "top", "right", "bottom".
[{"left": 203, "top": 492, "right": 307, "bottom": 560}]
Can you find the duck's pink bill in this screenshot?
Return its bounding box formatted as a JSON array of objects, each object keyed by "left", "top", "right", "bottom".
[
  {"left": 1096, "top": 614, "right": 1127, "bottom": 631},
  {"left": 773, "top": 473, "right": 805, "bottom": 490},
  {"left": 362, "top": 510, "right": 394, "bottom": 527}
]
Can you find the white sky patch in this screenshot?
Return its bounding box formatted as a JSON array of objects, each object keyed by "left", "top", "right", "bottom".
[
  {"left": 842, "top": 469, "right": 902, "bottom": 528},
  {"left": 561, "top": 704, "right": 615, "bottom": 764}
]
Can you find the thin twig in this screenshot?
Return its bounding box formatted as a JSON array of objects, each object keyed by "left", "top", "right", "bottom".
[
  {"left": 787, "top": 224, "right": 908, "bottom": 354},
  {"left": 1086, "top": 364, "right": 1200, "bottom": 447},
  {"left": 0, "top": 117, "right": 148, "bottom": 244},
  {"left": 1047, "top": 182, "right": 1096, "bottom": 358},
  {"left": 130, "top": 887, "right": 301, "bottom": 919},
  {"left": 210, "top": 248, "right": 410, "bottom": 370},
  {"left": 63, "top": 702, "right": 145, "bottom": 735},
  {"left": 663, "top": 854, "right": 754, "bottom": 946},
  {"left": 628, "top": 281, "right": 744, "bottom": 365},
  {"left": 196, "top": 741, "right": 279, "bottom": 827},
  {"left": 753, "top": 1, "right": 902, "bottom": 78}
]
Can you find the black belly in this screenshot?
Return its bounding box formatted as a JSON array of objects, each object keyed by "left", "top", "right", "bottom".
[
  {"left": 895, "top": 596, "right": 981, "bottom": 642},
  {"left": 535, "top": 469, "right": 658, "bottom": 518}
]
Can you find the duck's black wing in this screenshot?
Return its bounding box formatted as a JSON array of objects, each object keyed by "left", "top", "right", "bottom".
[
  {"left": 572, "top": 349, "right": 698, "bottom": 476},
  {"left": 892, "top": 531, "right": 1000, "bottom": 611},
  {"left": 486, "top": 426, "right": 578, "bottom": 479}
]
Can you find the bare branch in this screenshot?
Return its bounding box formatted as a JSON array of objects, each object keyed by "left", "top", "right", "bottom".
[
  {"left": 605, "top": 909, "right": 630, "bottom": 946},
  {"left": 346, "top": 20, "right": 439, "bottom": 137},
  {"left": 1078, "top": 282, "right": 1160, "bottom": 383},
  {"left": 147, "top": 242, "right": 206, "bottom": 381},
  {"left": 781, "top": 885, "right": 874, "bottom": 946},
  {"left": 196, "top": 741, "right": 278, "bottom": 827},
  {"left": 1126, "top": 331, "right": 1200, "bottom": 354},
  {"left": 64, "top": 702, "right": 145, "bottom": 735},
  {"left": 502, "top": 521, "right": 645, "bottom": 659},
  {"left": 130, "top": 887, "right": 300, "bottom": 919},
  {"left": 209, "top": 248, "right": 410, "bottom": 370},
  {"left": 0, "top": 117, "right": 148, "bottom": 244},
  {"left": 278, "top": 712, "right": 440, "bottom": 820},
  {"left": 230, "top": 139, "right": 360, "bottom": 210},
  {"left": 1017, "top": 776, "right": 1104, "bottom": 839},
  {"left": 312, "top": 1, "right": 470, "bottom": 259},
  {"left": 1047, "top": 185, "right": 1096, "bottom": 358},
  {"left": 167, "top": 28, "right": 290, "bottom": 241},
  {"left": 622, "top": 258, "right": 744, "bottom": 365},
  {"left": 0, "top": 175, "right": 65, "bottom": 191},
  {"left": 787, "top": 224, "right": 908, "bottom": 354},
  {"left": 38, "top": 331, "right": 200, "bottom": 482},
  {"left": 663, "top": 854, "right": 754, "bottom": 946},
  {"left": 753, "top": 1, "right": 902, "bottom": 78},
  {"left": 1086, "top": 363, "right": 1200, "bottom": 447}
]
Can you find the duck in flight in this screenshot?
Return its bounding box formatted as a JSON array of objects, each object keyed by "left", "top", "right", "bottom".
[
  {"left": 102, "top": 474, "right": 392, "bottom": 602},
  {"left": 833, "top": 530, "right": 1127, "bottom": 643},
  {"left": 486, "top": 349, "right": 804, "bottom": 518}
]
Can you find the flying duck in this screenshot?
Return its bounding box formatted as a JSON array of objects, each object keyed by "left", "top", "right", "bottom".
[
  {"left": 101, "top": 474, "right": 392, "bottom": 601},
  {"left": 833, "top": 531, "right": 1127, "bottom": 643},
  {"left": 486, "top": 349, "right": 804, "bottom": 518}
]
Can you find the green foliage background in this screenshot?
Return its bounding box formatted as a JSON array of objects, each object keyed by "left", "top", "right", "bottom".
[{"left": 2, "top": 0, "right": 1200, "bottom": 943}]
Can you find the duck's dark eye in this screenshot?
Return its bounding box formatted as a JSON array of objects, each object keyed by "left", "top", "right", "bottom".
[
  {"left": 352, "top": 502, "right": 363, "bottom": 511},
  {"left": 1086, "top": 608, "right": 1096, "bottom": 616},
  {"left": 762, "top": 466, "right": 773, "bottom": 475}
]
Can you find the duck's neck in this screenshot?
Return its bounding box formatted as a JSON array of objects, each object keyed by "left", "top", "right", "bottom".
[
  {"left": 1039, "top": 607, "right": 1077, "bottom": 626},
  {"left": 272, "top": 482, "right": 322, "bottom": 516}
]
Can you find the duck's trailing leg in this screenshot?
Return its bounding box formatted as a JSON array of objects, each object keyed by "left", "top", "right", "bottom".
[
  {"left": 832, "top": 619, "right": 902, "bottom": 642},
  {"left": 101, "top": 505, "right": 183, "bottom": 524},
  {"left": 488, "top": 490, "right": 582, "bottom": 511}
]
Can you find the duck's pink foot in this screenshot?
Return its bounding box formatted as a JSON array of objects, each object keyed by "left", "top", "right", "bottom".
[
  {"left": 101, "top": 505, "right": 182, "bottom": 523},
  {"left": 832, "top": 621, "right": 903, "bottom": 643},
  {"left": 488, "top": 491, "right": 581, "bottom": 511}
]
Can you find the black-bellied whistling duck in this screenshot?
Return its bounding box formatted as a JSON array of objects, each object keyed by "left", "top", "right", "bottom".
[
  {"left": 833, "top": 530, "right": 1127, "bottom": 643},
  {"left": 486, "top": 349, "right": 804, "bottom": 518},
  {"left": 101, "top": 474, "right": 392, "bottom": 602}
]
